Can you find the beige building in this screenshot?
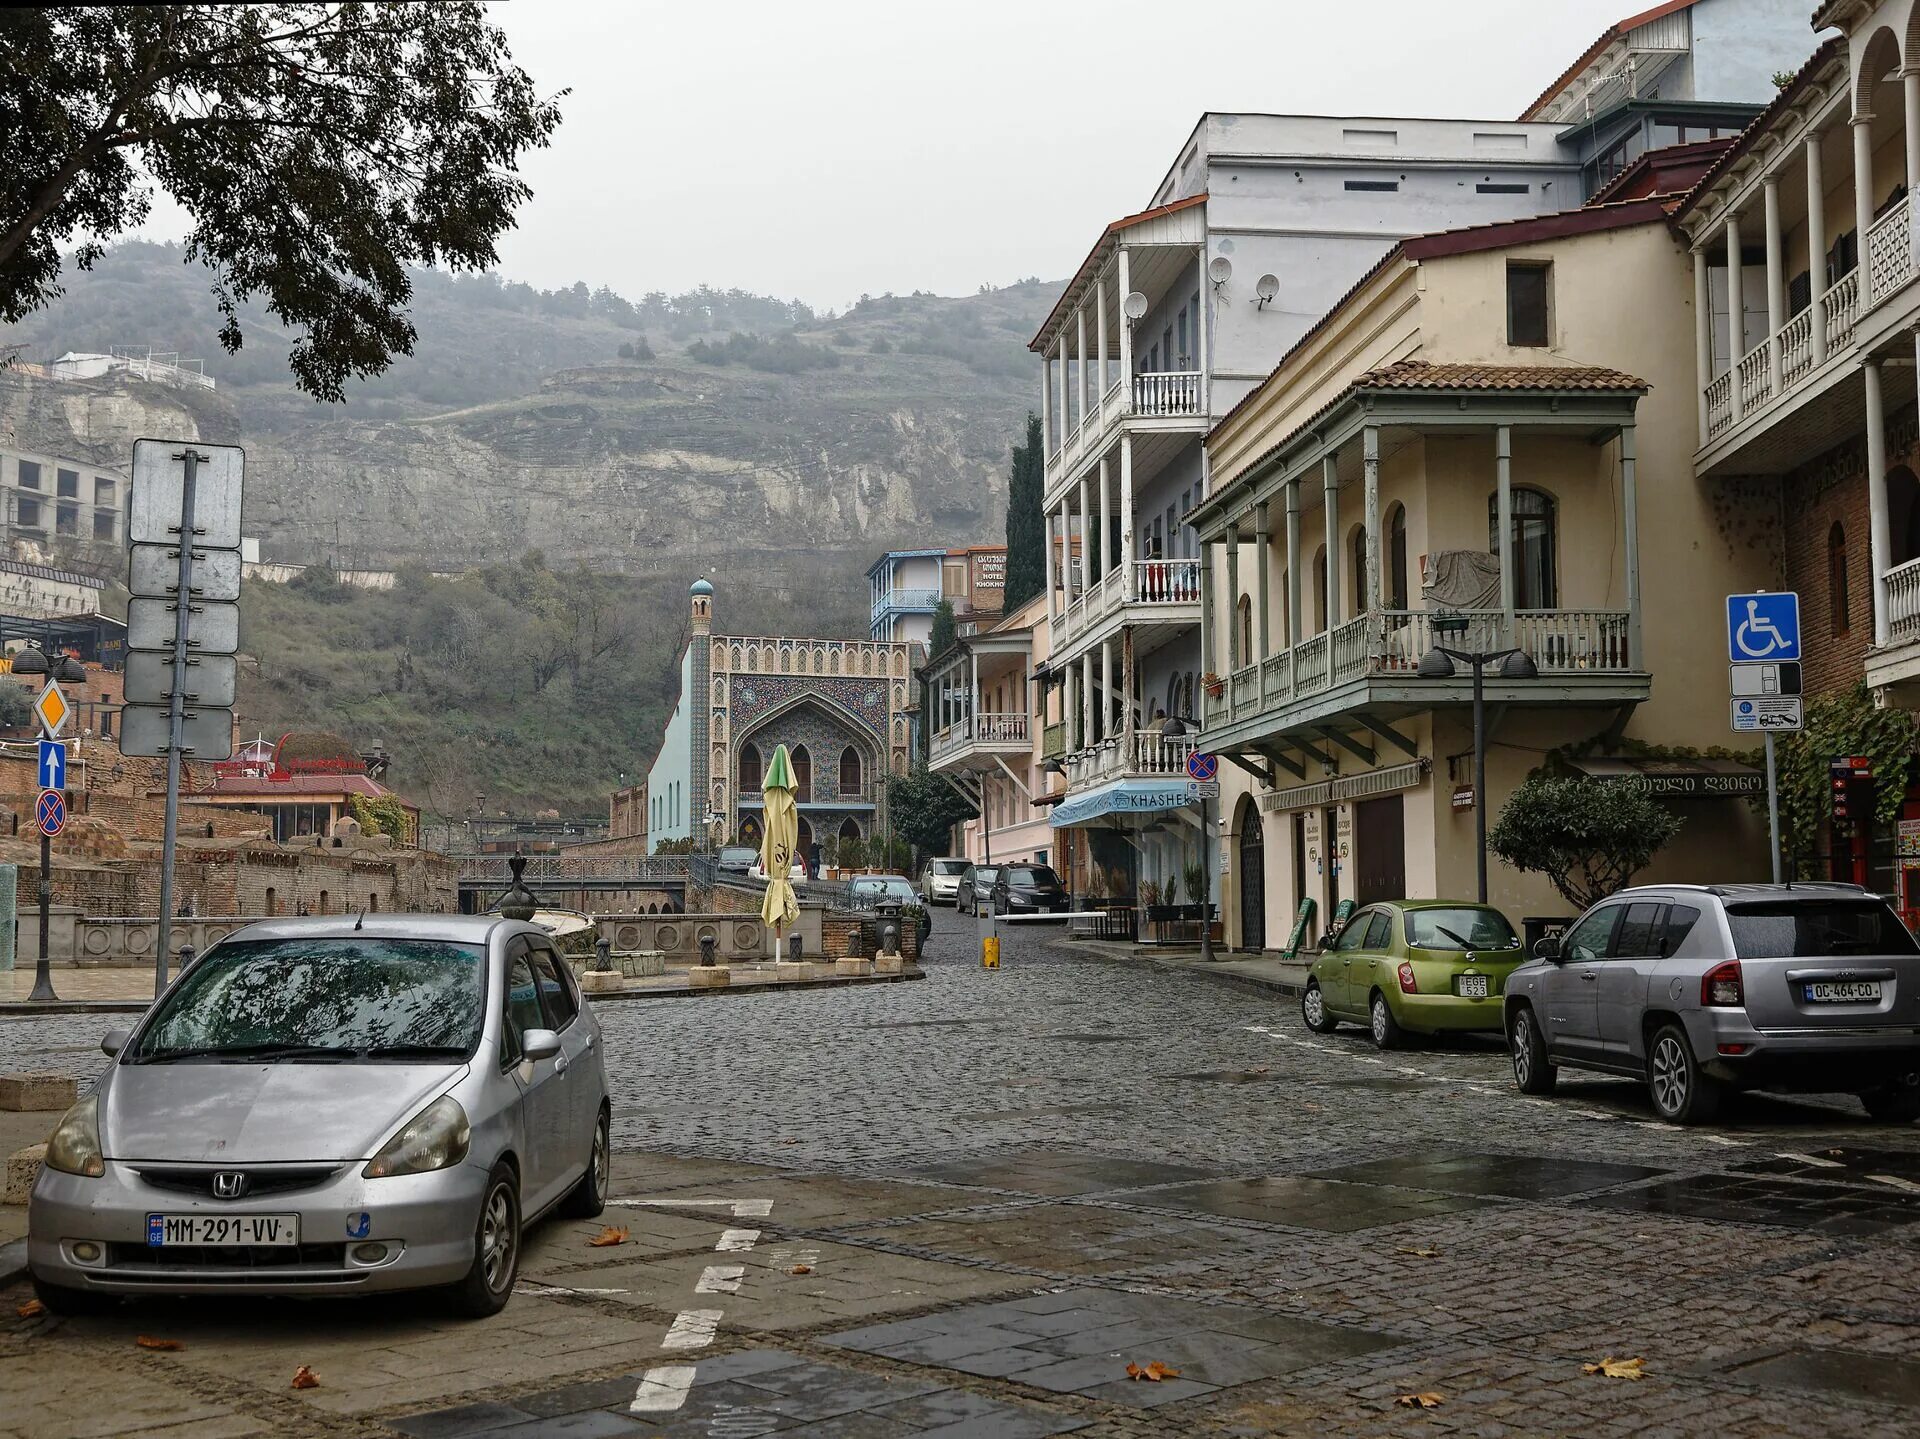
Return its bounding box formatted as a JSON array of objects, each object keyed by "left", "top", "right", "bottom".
[{"left": 1194, "top": 196, "right": 1774, "bottom": 950}]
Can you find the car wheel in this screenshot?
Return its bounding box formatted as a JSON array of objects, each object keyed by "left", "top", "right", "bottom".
[
  {"left": 30, "top": 1274, "right": 121, "bottom": 1316},
  {"left": 1647, "top": 1022, "right": 1720, "bottom": 1125},
  {"left": 1301, "top": 981, "right": 1339, "bottom": 1034},
  {"left": 446, "top": 1160, "right": 522, "bottom": 1318},
  {"left": 1860, "top": 1081, "right": 1920, "bottom": 1123},
  {"left": 1507, "top": 1004, "right": 1556, "bottom": 1095},
  {"left": 557, "top": 1106, "right": 611, "bottom": 1219},
  {"left": 1369, "top": 990, "right": 1404, "bottom": 1051}
]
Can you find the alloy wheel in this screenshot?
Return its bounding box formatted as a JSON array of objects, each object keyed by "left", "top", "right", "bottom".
[
  {"left": 591, "top": 1115, "right": 610, "bottom": 1202},
  {"left": 1371, "top": 997, "right": 1388, "bottom": 1045},
  {"left": 1511, "top": 1014, "right": 1534, "bottom": 1085},
  {"left": 480, "top": 1183, "right": 517, "bottom": 1293},
  {"left": 1303, "top": 986, "right": 1325, "bottom": 1028},
  {"left": 1651, "top": 1034, "right": 1689, "bottom": 1116}
]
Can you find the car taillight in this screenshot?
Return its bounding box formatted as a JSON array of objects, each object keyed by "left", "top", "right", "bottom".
[
  {"left": 1398, "top": 962, "right": 1417, "bottom": 994},
  {"left": 1702, "top": 960, "right": 1743, "bottom": 1007}
]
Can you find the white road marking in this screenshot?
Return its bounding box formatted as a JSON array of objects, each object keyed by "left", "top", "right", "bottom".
[
  {"left": 662, "top": 1309, "right": 724, "bottom": 1349},
  {"left": 1866, "top": 1173, "right": 1920, "bottom": 1195},
  {"left": 716, "top": 1228, "right": 762, "bottom": 1252},
  {"left": 516, "top": 1283, "right": 632, "bottom": 1296},
  {"left": 696, "top": 1264, "right": 745, "bottom": 1293},
  {"left": 611, "top": 1197, "right": 773, "bottom": 1217},
  {"left": 629, "top": 1365, "right": 697, "bottom": 1411},
  {"left": 1700, "top": 1134, "right": 1745, "bottom": 1147},
  {"left": 731, "top": 1198, "right": 774, "bottom": 1218},
  {"left": 1776, "top": 1150, "right": 1846, "bottom": 1167}
]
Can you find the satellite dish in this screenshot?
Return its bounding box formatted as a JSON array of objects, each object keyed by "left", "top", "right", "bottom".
[
  {"left": 1255, "top": 273, "right": 1279, "bottom": 302},
  {"left": 1123, "top": 291, "right": 1149, "bottom": 321},
  {"left": 1208, "top": 255, "right": 1233, "bottom": 286}
]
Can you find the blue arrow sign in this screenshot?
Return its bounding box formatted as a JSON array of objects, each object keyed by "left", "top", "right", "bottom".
[
  {"left": 1727, "top": 592, "right": 1801, "bottom": 662},
  {"left": 37, "top": 738, "right": 64, "bottom": 792}
]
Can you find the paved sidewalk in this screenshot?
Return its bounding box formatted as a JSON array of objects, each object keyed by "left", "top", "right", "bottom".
[{"left": 1065, "top": 937, "right": 1311, "bottom": 997}]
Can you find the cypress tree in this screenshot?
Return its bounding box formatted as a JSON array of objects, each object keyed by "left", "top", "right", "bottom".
[{"left": 1001, "top": 412, "right": 1045, "bottom": 611}]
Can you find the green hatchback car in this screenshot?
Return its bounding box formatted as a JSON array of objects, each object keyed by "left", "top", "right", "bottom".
[{"left": 1301, "top": 900, "right": 1525, "bottom": 1048}]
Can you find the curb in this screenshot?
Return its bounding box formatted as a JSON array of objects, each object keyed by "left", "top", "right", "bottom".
[
  {"left": 0, "top": 1000, "right": 152, "bottom": 1017},
  {"left": 1050, "top": 939, "right": 1305, "bottom": 999},
  {"left": 0, "top": 1238, "right": 26, "bottom": 1289}
]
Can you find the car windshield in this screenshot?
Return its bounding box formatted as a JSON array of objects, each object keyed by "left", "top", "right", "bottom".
[
  {"left": 933, "top": 860, "right": 968, "bottom": 875},
  {"left": 974, "top": 867, "right": 998, "bottom": 883},
  {"left": 1725, "top": 900, "right": 1920, "bottom": 958},
  {"left": 1405, "top": 908, "right": 1518, "bottom": 950},
  {"left": 130, "top": 937, "right": 487, "bottom": 1063},
  {"left": 854, "top": 878, "right": 914, "bottom": 902},
  {"left": 719, "top": 847, "right": 755, "bottom": 863},
  {"left": 1005, "top": 866, "right": 1059, "bottom": 886}
]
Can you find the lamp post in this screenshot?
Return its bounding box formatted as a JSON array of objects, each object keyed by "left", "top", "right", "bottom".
[
  {"left": 1418, "top": 616, "right": 1536, "bottom": 904},
  {"left": 14, "top": 644, "right": 87, "bottom": 1003},
  {"left": 1159, "top": 712, "right": 1213, "bottom": 962}
]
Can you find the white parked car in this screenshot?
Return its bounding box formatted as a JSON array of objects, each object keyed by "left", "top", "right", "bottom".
[
  {"left": 921, "top": 858, "right": 968, "bottom": 905},
  {"left": 749, "top": 857, "right": 807, "bottom": 882}
]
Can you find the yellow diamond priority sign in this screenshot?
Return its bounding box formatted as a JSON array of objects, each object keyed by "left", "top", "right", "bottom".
[{"left": 34, "top": 680, "right": 70, "bottom": 738}]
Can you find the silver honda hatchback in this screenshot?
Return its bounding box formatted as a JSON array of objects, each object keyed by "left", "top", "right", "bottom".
[
  {"left": 29, "top": 916, "right": 610, "bottom": 1316},
  {"left": 1504, "top": 883, "right": 1920, "bottom": 1124}
]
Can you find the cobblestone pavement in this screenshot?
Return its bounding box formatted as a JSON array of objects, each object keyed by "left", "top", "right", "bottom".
[{"left": 4, "top": 922, "right": 1919, "bottom": 1437}]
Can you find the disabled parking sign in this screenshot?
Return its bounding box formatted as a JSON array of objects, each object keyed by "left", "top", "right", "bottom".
[{"left": 1727, "top": 592, "right": 1800, "bottom": 662}]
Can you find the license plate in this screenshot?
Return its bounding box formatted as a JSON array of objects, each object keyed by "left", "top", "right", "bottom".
[
  {"left": 1803, "top": 980, "right": 1881, "bottom": 1003},
  {"left": 146, "top": 1213, "right": 300, "bottom": 1247},
  {"left": 1456, "top": 974, "right": 1489, "bottom": 999}
]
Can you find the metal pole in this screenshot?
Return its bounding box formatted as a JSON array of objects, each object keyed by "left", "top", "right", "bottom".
[
  {"left": 28, "top": 817, "right": 54, "bottom": 1002},
  {"left": 1199, "top": 792, "right": 1215, "bottom": 962},
  {"left": 1766, "top": 733, "right": 1781, "bottom": 879},
  {"left": 1474, "top": 654, "right": 1488, "bottom": 905},
  {"left": 154, "top": 450, "right": 201, "bottom": 999}
]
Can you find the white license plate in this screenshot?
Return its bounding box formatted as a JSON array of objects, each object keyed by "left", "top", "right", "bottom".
[
  {"left": 1803, "top": 980, "right": 1881, "bottom": 1003},
  {"left": 1456, "top": 974, "right": 1489, "bottom": 999},
  {"left": 146, "top": 1213, "right": 300, "bottom": 1247}
]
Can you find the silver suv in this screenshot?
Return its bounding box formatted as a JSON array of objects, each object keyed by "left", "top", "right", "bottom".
[{"left": 1503, "top": 883, "right": 1920, "bottom": 1124}]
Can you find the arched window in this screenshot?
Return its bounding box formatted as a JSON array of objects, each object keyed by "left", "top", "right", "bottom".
[
  {"left": 264, "top": 887, "right": 277, "bottom": 917},
  {"left": 1491, "top": 487, "right": 1558, "bottom": 609},
  {"left": 838, "top": 816, "right": 861, "bottom": 842},
  {"left": 1312, "top": 546, "right": 1328, "bottom": 632},
  {"left": 1829, "top": 521, "right": 1851, "bottom": 637},
  {"left": 1351, "top": 525, "right": 1369, "bottom": 616},
  {"left": 792, "top": 745, "right": 812, "bottom": 802},
  {"left": 738, "top": 742, "right": 762, "bottom": 793},
  {"left": 1388, "top": 504, "right": 1409, "bottom": 611},
  {"left": 840, "top": 745, "right": 863, "bottom": 797},
  {"left": 1236, "top": 594, "right": 1253, "bottom": 665},
  {"left": 318, "top": 890, "right": 329, "bottom": 915}
]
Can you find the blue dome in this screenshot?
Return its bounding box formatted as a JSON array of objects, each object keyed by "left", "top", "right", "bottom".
[{"left": 690, "top": 578, "right": 714, "bottom": 597}]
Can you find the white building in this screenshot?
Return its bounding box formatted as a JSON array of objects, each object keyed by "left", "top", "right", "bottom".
[{"left": 0, "top": 445, "right": 126, "bottom": 548}]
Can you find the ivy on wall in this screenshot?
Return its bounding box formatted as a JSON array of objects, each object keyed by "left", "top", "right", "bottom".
[{"left": 1765, "top": 684, "right": 1919, "bottom": 874}]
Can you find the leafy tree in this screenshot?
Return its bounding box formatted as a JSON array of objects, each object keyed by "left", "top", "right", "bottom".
[
  {"left": 0, "top": 684, "right": 33, "bottom": 730},
  {"left": 1768, "top": 683, "right": 1917, "bottom": 875},
  {"left": 885, "top": 763, "right": 976, "bottom": 860},
  {"left": 653, "top": 836, "right": 699, "bottom": 855},
  {"left": 347, "top": 793, "right": 410, "bottom": 842},
  {"left": 617, "top": 342, "right": 634, "bottom": 359},
  {"left": 928, "top": 599, "right": 956, "bottom": 660},
  {"left": 1001, "top": 412, "right": 1045, "bottom": 611},
  {"left": 1488, "top": 776, "right": 1682, "bottom": 911},
  {"left": 1, "top": 5, "right": 562, "bottom": 400}
]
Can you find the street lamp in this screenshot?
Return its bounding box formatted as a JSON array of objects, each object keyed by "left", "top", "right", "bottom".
[
  {"left": 1418, "top": 615, "right": 1536, "bottom": 904},
  {"left": 16, "top": 644, "right": 87, "bottom": 1003},
  {"left": 1159, "top": 712, "right": 1215, "bottom": 963}
]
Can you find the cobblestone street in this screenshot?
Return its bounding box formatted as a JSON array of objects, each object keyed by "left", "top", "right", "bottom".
[{"left": 6, "top": 923, "right": 1920, "bottom": 1437}]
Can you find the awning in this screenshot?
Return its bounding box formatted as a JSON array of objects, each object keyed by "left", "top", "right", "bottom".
[
  {"left": 1568, "top": 756, "right": 1763, "bottom": 797},
  {"left": 1050, "top": 779, "right": 1197, "bottom": 829}
]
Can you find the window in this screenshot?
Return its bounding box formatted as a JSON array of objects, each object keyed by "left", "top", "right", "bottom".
[
  {"left": 1351, "top": 526, "right": 1368, "bottom": 615},
  {"left": 1612, "top": 902, "right": 1664, "bottom": 958},
  {"left": 1788, "top": 269, "right": 1812, "bottom": 317},
  {"left": 1661, "top": 905, "right": 1701, "bottom": 955},
  {"left": 529, "top": 945, "right": 578, "bottom": 1028},
  {"left": 1490, "top": 487, "right": 1558, "bottom": 609},
  {"left": 93, "top": 476, "right": 114, "bottom": 504},
  {"left": 1564, "top": 905, "right": 1621, "bottom": 962},
  {"left": 1725, "top": 899, "right": 1919, "bottom": 958},
  {"left": 1312, "top": 545, "right": 1328, "bottom": 631},
  {"left": 1236, "top": 593, "right": 1253, "bottom": 662},
  {"left": 56, "top": 467, "right": 78, "bottom": 498},
  {"left": 1345, "top": 179, "right": 1398, "bottom": 192},
  {"left": 1362, "top": 910, "right": 1392, "bottom": 949},
  {"left": 502, "top": 948, "right": 543, "bottom": 1064},
  {"left": 56, "top": 503, "right": 77, "bottom": 535},
  {"left": 738, "top": 742, "right": 762, "bottom": 792},
  {"left": 1507, "top": 262, "right": 1550, "bottom": 346},
  {"left": 1829, "top": 522, "right": 1851, "bottom": 636},
  {"left": 839, "top": 745, "right": 862, "bottom": 796},
  {"left": 1405, "top": 907, "right": 1518, "bottom": 949},
  {"left": 1388, "top": 504, "right": 1409, "bottom": 611},
  {"left": 1334, "top": 911, "right": 1375, "bottom": 950},
  {"left": 1476, "top": 183, "right": 1529, "bottom": 194},
  {"left": 17, "top": 460, "right": 40, "bottom": 490},
  {"left": 1827, "top": 229, "right": 1859, "bottom": 284},
  {"left": 16, "top": 497, "right": 40, "bottom": 528},
  {"left": 792, "top": 745, "right": 812, "bottom": 802},
  {"left": 1177, "top": 307, "right": 1189, "bottom": 368},
  {"left": 93, "top": 509, "right": 116, "bottom": 541}
]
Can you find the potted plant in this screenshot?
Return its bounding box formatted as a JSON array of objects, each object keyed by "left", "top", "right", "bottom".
[
  {"left": 1203, "top": 671, "right": 1224, "bottom": 700},
  {"left": 1182, "top": 860, "right": 1209, "bottom": 922}
]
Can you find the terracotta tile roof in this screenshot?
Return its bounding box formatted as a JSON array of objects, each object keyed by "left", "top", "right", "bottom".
[
  {"left": 1586, "top": 134, "right": 1736, "bottom": 206},
  {"left": 194, "top": 774, "right": 397, "bottom": 799},
  {"left": 1673, "top": 37, "right": 1845, "bottom": 223},
  {"left": 1353, "top": 359, "right": 1650, "bottom": 392},
  {"left": 1520, "top": 0, "right": 1704, "bottom": 121},
  {"left": 1029, "top": 194, "right": 1208, "bottom": 352}
]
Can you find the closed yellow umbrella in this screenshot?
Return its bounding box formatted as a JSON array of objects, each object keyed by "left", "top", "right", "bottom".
[{"left": 760, "top": 743, "right": 800, "bottom": 957}]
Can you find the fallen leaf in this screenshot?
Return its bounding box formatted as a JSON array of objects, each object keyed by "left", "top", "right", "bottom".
[
  {"left": 1395, "top": 1246, "right": 1442, "bottom": 1259},
  {"left": 588, "top": 1225, "right": 629, "bottom": 1248},
  {"left": 1245, "top": 1065, "right": 1271, "bottom": 1076},
  {"left": 1300, "top": 1101, "right": 1323, "bottom": 1112},
  {"left": 1581, "top": 1355, "right": 1645, "bottom": 1380},
  {"left": 1395, "top": 1392, "right": 1445, "bottom": 1409},
  {"left": 778, "top": 1138, "right": 800, "bottom": 1145},
  {"left": 1125, "top": 1360, "right": 1182, "bottom": 1381},
  {"left": 788, "top": 1264, "right": 813, "bottom": 1275},
  {"left": 135, "top": 1336, "right": 184, "bottom": 1351},
  {"left": 291, "top": 1365, "right": 320, "bottom": 1390},
  {"left": 16, "top": 1299, "right": 45, "bottom": 1319}
]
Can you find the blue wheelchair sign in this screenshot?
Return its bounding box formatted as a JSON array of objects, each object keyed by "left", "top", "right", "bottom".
[{"left": 1727, "top": 592, "right": 1800, "bottom": 663}]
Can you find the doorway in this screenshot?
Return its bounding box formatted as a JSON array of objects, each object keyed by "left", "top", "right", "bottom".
[
  {"left": 1291, "top": 812, "right": 1309, "bottom": 941},
  {"left": 1238, "top": 805, "right": 1266, "bottom": 950},
  {"left": 1354, "top": 794, "right": 1406, "bottom": 903}
]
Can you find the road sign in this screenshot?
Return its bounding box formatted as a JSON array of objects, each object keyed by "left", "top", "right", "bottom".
[
  {"left": 130, "top": 440, "right": 245, "bottom": 550},
  {"left": 126, "top": 596, "right": 241, "bottom": 654},
  {"left": 123, "top": 651, "right": 238, "bottom": 708},
  {"left": 36, "top": 739, "right": 65, "bottom": 791},
  {"left": 1732, "top": 696, "right": 1804, "bottom": 732},
  {"left": 36, "top": 790, "right": 65, "bottom": 839},
  {"left": 1186, "top": 751, "right": 1219, "bottom": 782},
  {"left": 32, "top": 681, "right": 69, "bottom": 737},
  {"left": 1727, "top": 592, "right": 1801, "bottom": 662},
  {"left": 118, "top": 703, "right": 235, "bottom": 760},
  {"left": 1729, "top": 662, "right": 1803, "bottom": 697},
  {"left": 1185, "top": 779, "right": 1222, "bottom": 800},
  {"left": 128, "top": 543, "right": 243, "bottom": 602}
]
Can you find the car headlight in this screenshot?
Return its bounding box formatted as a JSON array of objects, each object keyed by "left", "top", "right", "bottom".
[
  {"left": 363, "top": 1095, "right": 471, "bottom": 1178},
  {"left": 45, "top": 1093, "right": 104, "bottom": 1178}
]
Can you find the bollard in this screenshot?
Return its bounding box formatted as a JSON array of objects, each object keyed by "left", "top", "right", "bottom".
[
  {"left": 982, "top": 935, "right": 1000, "bottom": 969},
  {"left": 176, "top": 944, "right": 195, "bottom": 976},
  {"left": 791, "top": 935, "right": 805, "bottom": 962},
  {"left": 877, "top": 917, "right": 900, "bottom": 956},
  {"left": 698, "top": 933, "right": 717, "bottom": 968},
  {"left": 592, "top": 937, "right": 613, "bottom": 973}
]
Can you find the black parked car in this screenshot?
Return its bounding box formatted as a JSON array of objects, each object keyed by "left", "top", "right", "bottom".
[
  {"left": 992, "top": 863, "right": 1070, "bottom": 916},
  {"left": 716, "top": 845, "right": 758, "bottom": 876},
  {"left": 956, "top": 865, "right": 999, "bottom": 916}
]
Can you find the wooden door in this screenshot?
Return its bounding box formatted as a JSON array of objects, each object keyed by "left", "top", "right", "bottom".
[{"left": 1353, "top": 795, "right": 1406, "bottom": 904}]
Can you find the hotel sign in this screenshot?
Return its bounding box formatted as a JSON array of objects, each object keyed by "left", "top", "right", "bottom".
[{"left": 1596, "top": 770, "right": 1763, "bottom": 797}]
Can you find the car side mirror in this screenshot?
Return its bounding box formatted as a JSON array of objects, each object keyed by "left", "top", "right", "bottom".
[
  {"left": 1531, "top": 937, "right": 1562, "bottom": 962},
  {"left": 101, "top": 1027, "right": 129, "bottom": 1057},
  {"left": 521, "top": 1028, "right": 562, "bottom": 1063}
]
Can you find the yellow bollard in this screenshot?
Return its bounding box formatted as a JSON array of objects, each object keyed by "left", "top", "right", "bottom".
[{"left": 982, "top": 935, "right": 1000, "bottom": 969}]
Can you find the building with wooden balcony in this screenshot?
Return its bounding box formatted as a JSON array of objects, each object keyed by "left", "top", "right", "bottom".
[{"left": 1196, "top": 192, "right": 1775, "bottom": 951}]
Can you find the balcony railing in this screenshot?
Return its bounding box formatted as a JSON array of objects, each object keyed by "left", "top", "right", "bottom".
[
  {"left": 1778, "top": 307, "right": 1814, "bottom": 387},
  {"left": 1132, "top": 371, "right": 1203, "bottom": 417},
  {"left": 1135, "top": 557, "right": 1200, "bottom": 604},
  {"left": 1825, "top": 268, "right": 1861, "bottom": 348},
  {"left": 871, "top": 586, "right": 941, "bottom": 621},
  {"left": 1736, "top": 340, "right": 1772, "bottom": 413},
  {"left": 1705, "top": 371, "right": 1733, "bottom": 440},
  {"left": 1061, "top": 731, "right": 1196, "bottom": 789},
  {"left": 1868, "top": 194, "right": 1914, "bottom": 305},
  {"left": 1042, "top": 721, "right": 1066, "bottom": 760},
  {"left": 931, "top": 711, "right": 1030, "bottom": 763},
  {"left": 1888, "top": 557, "right": 1920, "bottom": 643}
]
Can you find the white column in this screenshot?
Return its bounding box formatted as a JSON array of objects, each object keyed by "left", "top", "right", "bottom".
[
  {"left": 1075, "top": 305, "right": 1088, "bottom": 431},
  {"left": 1040, "top": 351, "right": 1053, "bottom": 455},
  {"left": 1726, "top": 214, "right": 1746, "bottom": 422},
  {"left": 1285, "top": 478, "right": 1302, "bottom": 652},
  {"left": 970, "top": 648, "right": 980, "bottom": 733},
  {"left": 1081, "top": 651, "right": 1095, "bottom": 747},
  {"left": 1694, "top": 248, "right": 1713, "bottom": 445},
  {"left": 1117, "top": 246, "right": 1134, "bottom": 412},
  {"left": 1867, "top": 358, "right": 1893, "bottom": 647},
  {"left": 1225, "top": 521, "right": 1242, "bottom": 672},
  {"left": 1496, "top": 425, "right": 1514, "bottom": 624},
  {"left": 1362, "top": 425, "right": 1380, "bottom": 614},
  {"left": 1100, "top": 636, "right": 1115, "bottom": 741},
  {"left": 1255, "top": 501, "right": 1272, "bottom": 663},
  {"left": 1095, "top": 273, "right": 1109, "bottom": 410},
  {"left": 1195, "top": 246, "right": 1211, "bottom": 415},
  {"left": 1853, "top": 116, "right": 1876, "bottom": 290},
  {"left": 1119, "top": 434, "right": 1135, "bottom": 600},
  {"left": 1764, "top": 175, "right": 1785, "bottom": 393},
  {"left": 1199, "top": 542, "right": 1215, "bottom": 696},
  {"left": 1808, "top": 132, "right": 1829, "bottom": 366},
  {"left": 1905, "top": 69, "right": 1920, "bottom": 201},
  {"left": 1321, "top": 452, "right": 1340, "bottom": 631},
  {"left": 1077, "top": 475, "right": 1092, "bottom": 590},
  {"left": 1621, "top": 423, "right": 1641, "bottom": 672},
  {"left": 1099, "top": 453, "right": 1113, "bottom": 587},
  {"left": 1044, "top": 509, "right": 1058, "bottom": 623},
  {"left": 1065, "top": 660, "right": 1080, "bottom": 750}
]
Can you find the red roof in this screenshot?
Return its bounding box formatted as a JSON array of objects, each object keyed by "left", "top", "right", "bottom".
[
  {"left": 195, "top": 774, "right": 396, "bottom": 799},
  {"left": 1673, "top": 38, "right": 1845, "bottom": 222},
  {"left": 1520, "top": 0, "right": 1704, "bottom": 121},
  {"left": 1586, "top": 135, "right": 1736, "bottom": 205},
  {"left": 1354, "top": 359, "right": 1650, "bottom": 392},
  {"left": 1029, "top": 194, "right": 1208, "bottom": 352}
]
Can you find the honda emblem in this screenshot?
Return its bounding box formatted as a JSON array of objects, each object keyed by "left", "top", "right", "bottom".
[{"left": 211, "top": 1171, "right": 248, "bottom": 1199}]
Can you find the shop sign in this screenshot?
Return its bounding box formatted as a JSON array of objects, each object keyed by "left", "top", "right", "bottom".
[
  {"left": 1452, "top": 785, "right": 1475, "bottom": 810},
  {"left": 1898, "top": 819, "right": 1920, "bottom": 858}
]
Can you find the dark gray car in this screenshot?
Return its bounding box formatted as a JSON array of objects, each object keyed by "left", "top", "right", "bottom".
[{"left": 1503, "top": 883, "right": 1920, "bottom": 1124}]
